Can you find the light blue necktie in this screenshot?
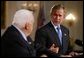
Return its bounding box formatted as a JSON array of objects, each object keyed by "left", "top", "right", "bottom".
[{"left": 56, "top": 27, "right": 62, "bottom": 45}]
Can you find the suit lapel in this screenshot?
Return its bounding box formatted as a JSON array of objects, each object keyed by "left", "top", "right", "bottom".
[
  {"left": 11, "top": 25, "right": 31, "bottom": 49},
  {"left": 6, "top": 25, "right": 35, "bottom": 56},
  {"left": 61, "top": 25, "right": 68, "bottom": 53},
  {"left": 48, "top": 22, "right": 62, "bottom": 47}
]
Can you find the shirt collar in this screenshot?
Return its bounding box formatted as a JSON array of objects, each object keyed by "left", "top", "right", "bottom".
[{"left": 51, "top": 21, "right": 60, "bottom": 29}]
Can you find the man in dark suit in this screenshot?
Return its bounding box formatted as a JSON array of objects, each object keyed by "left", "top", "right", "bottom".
[
  {"left": 34, "top": 4, "right": 77, "bottom": 57},
  {"left": 1, "top": 9, "right": 36, "bottom": 57}
]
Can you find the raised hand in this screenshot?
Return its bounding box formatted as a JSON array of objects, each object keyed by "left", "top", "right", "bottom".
[{"left": 49, "top": 44, "right": 59, "bottom": 53}]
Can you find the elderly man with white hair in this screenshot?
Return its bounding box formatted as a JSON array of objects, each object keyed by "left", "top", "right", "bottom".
[{"left": 1, "top": 9, "right": 36, "bottom": 57}]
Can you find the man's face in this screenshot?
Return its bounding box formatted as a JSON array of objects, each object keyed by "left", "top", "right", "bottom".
[{"left": 51, "top": 8, "right": 65, "bottom": 25}]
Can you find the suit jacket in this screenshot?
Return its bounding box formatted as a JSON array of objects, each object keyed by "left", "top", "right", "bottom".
[
  {"left": 34, "top": 22, "right": 72, "bottom": 57},
  {"left": 1, "top": 25, "right": 36, "bottom": 57}
]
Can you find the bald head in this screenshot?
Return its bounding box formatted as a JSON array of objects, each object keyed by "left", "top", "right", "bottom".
[{"left": 12, "top": 9, "right": 34, "bottom": 28}]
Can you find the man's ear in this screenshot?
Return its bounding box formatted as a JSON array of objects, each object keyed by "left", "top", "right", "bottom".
[{"left": 25, "top": 23, "right": 29, "bottom": 30}]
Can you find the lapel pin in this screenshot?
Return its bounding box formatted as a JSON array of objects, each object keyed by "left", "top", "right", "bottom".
[
  {"left": 64, "top": 34, "right": 67, "bottom": 36},
  {"left": 28, "top": 42, "right": 31, "bottom": 44}
]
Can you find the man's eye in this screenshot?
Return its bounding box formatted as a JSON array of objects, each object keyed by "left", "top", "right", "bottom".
[
  {"left": 53, "top": 16, "right": 56, "bottom": 18},
  {"left": 59, "top": 15, "right": 62, "bottom": 17}
]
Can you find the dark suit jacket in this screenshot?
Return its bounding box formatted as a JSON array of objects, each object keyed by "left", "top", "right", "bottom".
[
  {"left": 1, "top": 25, "right": 36, "bottom": 57},
  {"left": 34, "top": 22, "right": 72, "bottom": 57}
]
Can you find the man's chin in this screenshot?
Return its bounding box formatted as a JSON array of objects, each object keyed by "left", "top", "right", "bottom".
[{"left": 54, "top": 23, "right": 60, "bottom": 26}]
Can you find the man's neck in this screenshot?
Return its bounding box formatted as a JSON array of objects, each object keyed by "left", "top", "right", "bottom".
[{"left": 51, "top": 21, "right": 60, "bottom": 26}]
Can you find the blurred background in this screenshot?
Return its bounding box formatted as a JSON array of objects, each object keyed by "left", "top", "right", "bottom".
[{"left": 1, "top": 1, "right": 83, "bottom": 51}]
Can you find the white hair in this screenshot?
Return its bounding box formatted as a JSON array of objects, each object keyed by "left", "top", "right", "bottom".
[{"left": 12, "top": 9, "right": 34, "bottom": 28}]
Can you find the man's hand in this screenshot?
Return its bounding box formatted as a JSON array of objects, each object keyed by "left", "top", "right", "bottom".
[
  {"left": 69, "top": 51, "right": 79, "bottom": 56},
  {"left": 40, "top": 54, "right": 48, "bottom": 57},
  {"left": 49, "top": 44, "right": 59, "bottom": 53}
]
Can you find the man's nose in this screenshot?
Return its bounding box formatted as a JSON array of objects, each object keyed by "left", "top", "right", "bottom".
[{"left": 56, "top": 16, "right": 60, "bottom": 20}]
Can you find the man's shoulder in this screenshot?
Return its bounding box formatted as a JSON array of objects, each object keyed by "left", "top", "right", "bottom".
[
  {"left": 37, "top": 22, "right": 51, "bottom": 32},
  {"left": 1, "top": 25, "right": 14, "bottom": 36},
  {"left": 4, "top": 25, "right": 17, "bottom": 33},
  {"left": 1, "top": 25, "right": 21, "bottom": 39}
]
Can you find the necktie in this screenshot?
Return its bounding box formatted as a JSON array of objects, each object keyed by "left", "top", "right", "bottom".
[{"left": 57, "top": 27, "right": 62, "bottom": 45}]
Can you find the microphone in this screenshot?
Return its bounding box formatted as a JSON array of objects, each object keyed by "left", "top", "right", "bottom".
[{"left": 75, "top": 39, "right": 83, "bottom": 46}]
